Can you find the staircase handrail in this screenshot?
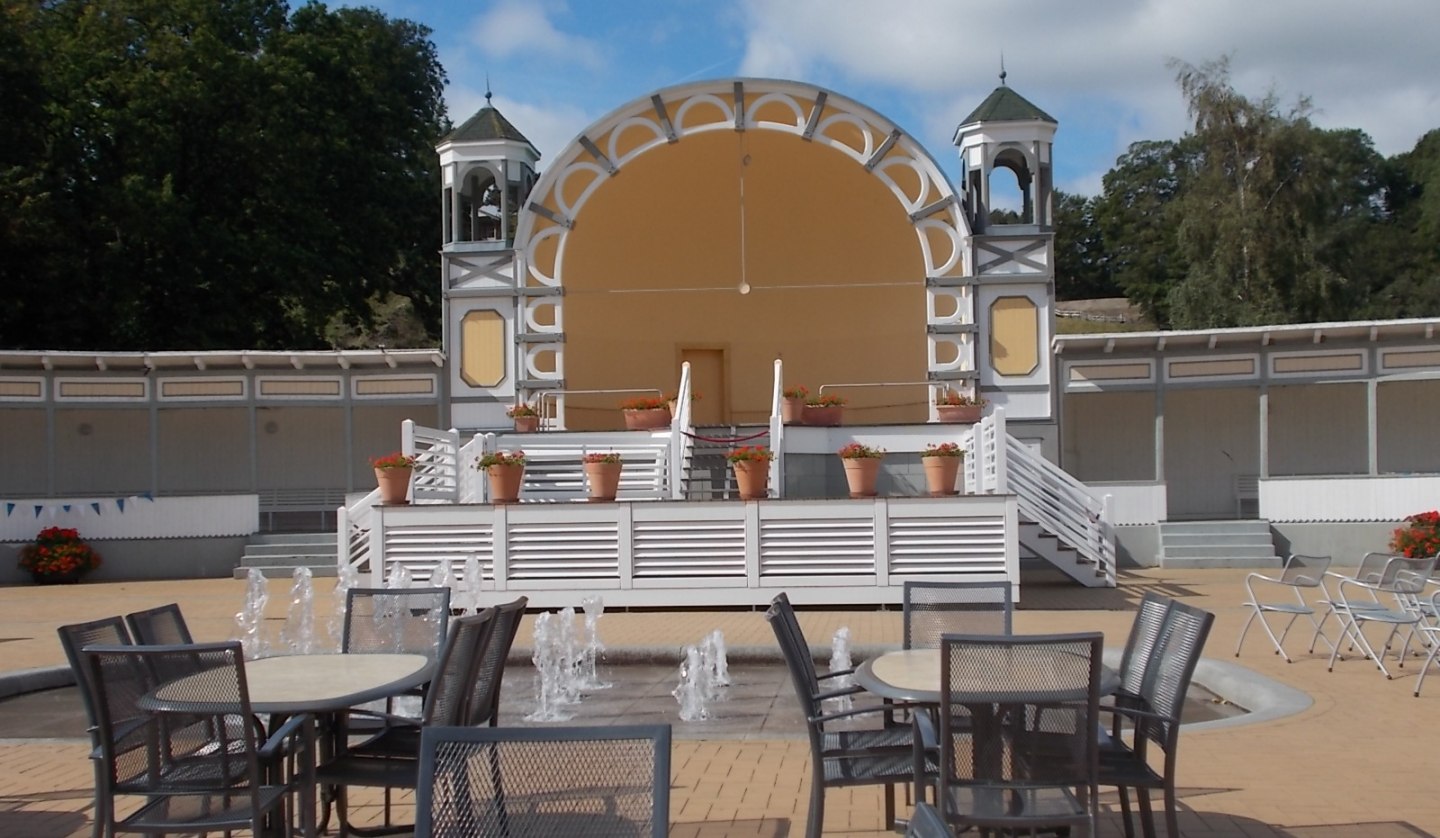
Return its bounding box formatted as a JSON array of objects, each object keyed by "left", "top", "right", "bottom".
[
  {"left": 337, "top": 488, "right": 379, "bottom": 578},
  {"left": 670, "top": 363, "right": 693, "bottom": 499},
  {"left": 965, "top": 407, "right": 1116, "bottom": 585},
  {"left": 769, "top": 359, "right": 785, "bottom": 496},
  {"left": 402, "top": 419, "right": 461, "bottom": 504}
]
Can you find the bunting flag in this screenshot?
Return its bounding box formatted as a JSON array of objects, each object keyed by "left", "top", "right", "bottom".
[{"left": 1, "top": 494, "right": 159, "bottom": 519}]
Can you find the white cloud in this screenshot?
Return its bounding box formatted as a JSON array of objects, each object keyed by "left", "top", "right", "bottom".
[{"left": 466, "top": 0, "right": 604, "bottom": 71}]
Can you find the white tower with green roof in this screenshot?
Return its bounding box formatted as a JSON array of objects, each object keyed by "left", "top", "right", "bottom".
[{"left": 953, "top": 73, "right": 1060, "bottom": 446}]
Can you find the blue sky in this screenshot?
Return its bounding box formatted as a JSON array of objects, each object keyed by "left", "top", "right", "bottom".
[{"left": 367, "top": 0, "right": 1440, "bottom": 199}]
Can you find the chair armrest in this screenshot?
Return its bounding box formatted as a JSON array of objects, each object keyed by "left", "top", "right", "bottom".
[
  {"left": 259, "top": 713, "right": 315, "bottom": 763},
  {"left": 817, "top": 668, "right": 856, "bottom": 680},
  {"left": 814, "top": 684, "right": 866, "bottom": 702},
  {"left": 810, "top": 702, "right": 907, "bottom": 725}
]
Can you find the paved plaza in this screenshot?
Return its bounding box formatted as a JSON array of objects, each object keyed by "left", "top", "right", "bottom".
[{"left": 1, "top": 567, "right": 1436, "bottom": 836}]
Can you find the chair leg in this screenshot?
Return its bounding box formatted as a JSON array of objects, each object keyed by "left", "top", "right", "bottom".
[
  {"left": 1116, "top": 785, "right": 1135, "bottom": 838},
  {"left": 1163, "top": 783, "right": 1181, "bottom": 838},
  {"left": 1415, "top": 640, "right": 1440, "bottom": 696},
  {"left": 1137, "top": 787, "right": 1157, "bottom": 838},
  {"left": 1232, "top": 608, "right": 1259, "bottom": 657},
  {"left": 883, "top": 782, "right": 896, "bottom": 830},
  {"left": 806, "top": 777, "right": 825, "bottom": 838}
]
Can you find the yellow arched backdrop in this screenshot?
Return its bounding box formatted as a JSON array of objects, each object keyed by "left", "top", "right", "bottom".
[{"left": 516, "top": 81, "right": 968, "bottom": 429}]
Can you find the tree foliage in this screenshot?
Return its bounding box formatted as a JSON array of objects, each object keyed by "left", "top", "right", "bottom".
[{"left": 0, "top": 0, "right": 447, "bottom": 350}]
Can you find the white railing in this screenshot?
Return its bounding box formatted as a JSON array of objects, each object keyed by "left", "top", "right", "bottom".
[
  {"left": 966, "top": 408, "right": 1116, "bottom": 586},
  {"left": 769, "top": 359, "right": 785, "bottom": 495},
  {"left": 337, "top": 488, "right": 379, "bottom": 579},
  {"left": 670, "top": 363, "right": 694, "bottom": 500},
  {"left": 402, "top": 419, "right": 461, "bottom": 504},
  {"left": 362, "top": 494, "right": 1019, "bottom": 604},
  {"left": 466, "top": 432, "right": 671, "bottom": 504}
]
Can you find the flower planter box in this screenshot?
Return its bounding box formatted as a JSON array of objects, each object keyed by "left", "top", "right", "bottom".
[{"left": 623, "top": 408, "right": 671, "bottom": 431}]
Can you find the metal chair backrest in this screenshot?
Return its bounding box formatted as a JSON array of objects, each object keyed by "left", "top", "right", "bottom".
[
  {"left": 344, "top": 587, "right": 452, "bottom": 661},
  {"left": 1277, "top": 553, "right": 1331, "bottom": 587},
  {"left": 902, "top": 580, "right": 1012, "bottom": 649},
  {"left": 1118, "top": 592, "right": 1171, "bottom": 699},
  {"left": 423, "top": 611, "right": 495, "bottom": 727},
  {"left": 764, "top": 593, "right": 824, "bottom": 720},
  {"left": 124, "top": 602, "right": 195, "bottom": 645},
  {"left": 937, "top": 631, "right": 1103, "bottom": 831},
  {"left": 905, "top": 801, "right": 952, "bottom": 838},
  {"left": 415, "top": 724, "right": 672, "bottom": 837},
  {"left": 464, "top": 595, "right": 528, "bottom": 726},
  {"left": 1135, "top": 600, "right": 1215, "bottom": 754},
  {"left": 1379, "top": 555, "right": 1438, "bottom": 595},
  {"left": 83, "top": 641, "right": 264, "bottom": 798},
  {"left": 57, "top": 616, "right": 132, "bottom": 741}
]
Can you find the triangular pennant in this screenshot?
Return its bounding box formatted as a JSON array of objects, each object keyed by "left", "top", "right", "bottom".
[
  {"left": 62, "top": 504, "right": 72, "bottom": 513},
  {"left": 141, "top": 492, "right": 154, "bottom": 502},
  {"left": 5, "top": 502, "right": 13, "bottom": 516},
  {"left": 91, "top": 502, "right": 102, "bottom": 515},
  {"left": 34, "top": 505, "right": 43, "bottom": 518},
  {"left": 116, "top": 498, "right": 126, "bottom": 513}
]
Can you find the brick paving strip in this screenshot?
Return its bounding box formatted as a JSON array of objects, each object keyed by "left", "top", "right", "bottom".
[{"left": 1, "top": 568, "right": 1438, "bottom": 836}]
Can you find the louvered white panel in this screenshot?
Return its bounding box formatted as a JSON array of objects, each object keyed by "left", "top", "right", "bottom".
[
  {"left": 759, "top": 517, "right": 877, "bottom": 576},
  {"left": 507, "top": 521, "right": 621, "bottom": 579},
  {"left": 383, "top": 524, "right": 494, "bottom": 582},
  {"left": 887, "top": 516, "right": 1008, "bottom": 575},
  {"left": 632, "top": 520, "right": 746, "bottom": 577}
]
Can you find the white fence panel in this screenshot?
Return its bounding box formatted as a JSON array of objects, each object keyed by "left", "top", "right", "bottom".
[{"left": 1260, "top": 475, "right": 1440, "bottom": 522}]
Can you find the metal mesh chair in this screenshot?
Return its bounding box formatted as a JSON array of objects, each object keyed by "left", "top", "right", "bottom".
[
  {"left": 124, "top": 602, "right": 195, "bottom": 646},
  {"left": 1413, "top": 587, "right": 1440, "bottom": 696},
  {"left": 464, "top": 595, "right": 528, "bottom": 727},
  {"left": 904, "top": 801, "right": 953, "bottom": 838},
  {"left": 414, "top": 724, "right": 671, "bottom": 837},
  {"left": 1309, "top": 551, "right": 1396, "bottom": 653},
  {"left": 765, "top": 593, "right": 917, "bottom": 838},
  {"left": 1097, "top": 599, "right": 1215, "bottom": 838},
  {"left": 58, "top": 616, "right": 133, "bottom": 838},
  {"left": 318, "top": 610, "right": 494, "bottom": 837},
  {"left": 81, "top": 641, "right": 313, "bottom": 837},
  {"left": 1234, "top": 554, "right": 1333, "bottom": 662},
  {"left": 903, "top": 580, "right": 1012, "bottom": 649},
  {"left": 343, "top": 587, "right": 452, "bottom": 658},
  {"left": 1326, "top": 554, "right": 1437, "bottom": 679},
  {"left": 933, "top": 632, "right": 1103, "bottom": 837}
]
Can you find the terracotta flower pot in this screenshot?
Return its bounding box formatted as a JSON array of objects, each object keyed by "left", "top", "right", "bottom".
[
  {"left": 922, "top": 456, "right": 961, "bottom": 497},
  {"left": 374, "top": 466, "right": 413, "bottom": 505},
  {"left": 623, "top": 408, "right": 671, "bottom": 431},
  {"left": 803, "top": 404, "right": 844, "bottom": 427},
  {"left": 584, "top": 461, "right": 622, "bottom": 502},
  {"left": 486, "top": 463, "right": 525, "bottom": 504},
  {"left": 936, "top": 404, "right": 984, "bottom": 423},
  {"left": 732, "top": 459, "right": 770, "bottom": 500},
  {"left": 842, "top": 457, "right": 881, "bottom": 498},
  {"left": 781, "top": 397, "right": 806, "bottom": 424},
  {"left": 31, "top": 569, "right": 84, "bottom": 585},
  {"left": 513, "top": 415, "right": 539, "bottom": 433}
]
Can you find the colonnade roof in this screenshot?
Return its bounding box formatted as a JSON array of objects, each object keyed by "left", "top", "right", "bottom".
[
  {"left": 1054, "top": 317, "right": 1440, "bottom": 356},
  {"left": 0, "top": 349, "right": 445, "bottom": 372}
]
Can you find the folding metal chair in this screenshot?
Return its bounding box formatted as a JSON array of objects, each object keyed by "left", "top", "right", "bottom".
[
  {"left": 1234, "top": 554, "right": 1333, "bottom": 662},
  {"left": 1327, "top": 555, "right": 1437, "bottom": 679}
]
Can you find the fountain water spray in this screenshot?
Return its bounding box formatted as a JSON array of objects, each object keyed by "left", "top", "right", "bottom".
[
  {"left": 430, "top": 558, "right": 453, "bottom": 600},
  {"left": 234, "top": 568, "right": 270, "bottom": 659},
  {"left": 828, "top": 626, "right": 854, "bottom": 712},
  {"left": 577, "top": 596, "right": 611, "bottom": 690},
  {"left": 329, "top": 562, "right": 360, "bottom": 651},
  {"left": 554, "top": 607, "right": 582, "bottom": 704},
  {"left": 278, "top": 567, "right": 316, "bottom": 654},
  {"left": 458, "top": 554, "right": 483, "bottom": 614},
  {"left": 525, "top": 612, "right": 576, "bottom": 722},
  {"left": 385, "top": 563, "right": 412, "bottom": 590},
  {"left": 673, "top": 644, "right": 710, "bottom": 721},
  {"left": 698, "top": 630, "right": 731, "bottom": 702}
]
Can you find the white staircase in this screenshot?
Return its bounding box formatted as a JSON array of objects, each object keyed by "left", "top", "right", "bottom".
[
  {"left": 965, "top": 409, "right": 1116, "bottom": 587},
  {"left": 1158, "top": 520, "right": 1281, "bottom": 569}
]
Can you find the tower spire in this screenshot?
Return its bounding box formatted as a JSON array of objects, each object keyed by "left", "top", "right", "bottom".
[
  {"left": 485, "top": 73, "right": 493, "bottom": 105},
  {"left": 999, "top": 53, "right": 1007, "bottom": 86}
]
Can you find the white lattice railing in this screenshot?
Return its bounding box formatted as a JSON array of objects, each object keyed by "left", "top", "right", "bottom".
[
  {"left": 965, "top": 408, "right": 1116, "bottom": 586},
  {"left": 360, "top": 494, "right": 1019, "bottom": 604},
  {"left": 669, "top": 363, "right": 694, "bottom": 500}
]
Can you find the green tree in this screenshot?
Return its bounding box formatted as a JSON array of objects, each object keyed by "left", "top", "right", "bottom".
[
  {"left": 0, "top": 0, "right": 446, "bottom": 350},
  {"left": 1052, "top": 190, "right": 1117, "bottom": 301},
  {"left": 1164, "top": 57, "right": 1386, "bottom": 328},
  {"left": 1093, "top": 138, "right": 1198, "bottom": 327}
]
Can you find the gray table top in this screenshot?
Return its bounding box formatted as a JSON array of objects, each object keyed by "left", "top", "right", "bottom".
[
  {"left": 138, "top": 652, "right": 432, "bottom": 715},
  {"left": 854, "top": 647, "right": 1119, "bottom": 705}
]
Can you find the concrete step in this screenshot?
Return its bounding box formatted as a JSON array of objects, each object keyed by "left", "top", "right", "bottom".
[
  {"left": 1161, "top": 532, "right": 1276, "bottom": 547},
  {"left": 247, "top": 531, "right": 336, "bottom": 545},
  {"left": 1159, "top": 521, "right": 1273, "bottom": 536},
  {"left": 1159, "top": 544, "right": 1278, "bottom": 559},
  {"left": 243, "top": 543, "right": 339, "bottom": 557}
]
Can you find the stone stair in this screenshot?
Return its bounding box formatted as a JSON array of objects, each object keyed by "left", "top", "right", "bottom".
[
  {"left": 1157, "top": 520, "right": 1282, "bottom": 569},
  {"left": 682, "top": 425, "right": 769, "bottom": 500},
  {"left": 233, "top": 531, "right": 338, "bottom": 579}
]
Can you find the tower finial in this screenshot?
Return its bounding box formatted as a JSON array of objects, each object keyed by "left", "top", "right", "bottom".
[
  {"left": 999, "top": 53, "right": 1007, "bottom": 85},
  {"left": 485, "top": 73, "right": 493, "bottom": 104}
]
